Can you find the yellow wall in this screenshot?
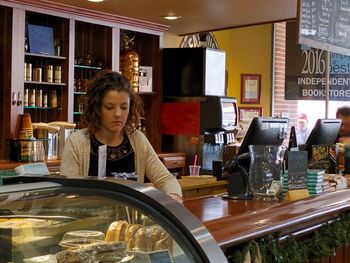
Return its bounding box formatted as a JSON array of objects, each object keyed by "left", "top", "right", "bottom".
[
  {"left": 163, "top": 25, "right": 273, "bottom": 116},
  {"left": 214, "top": 24, "right": 273, "bottom": 116}
]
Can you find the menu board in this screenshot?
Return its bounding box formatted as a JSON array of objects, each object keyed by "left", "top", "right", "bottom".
[{"left": 298, "top": 0, "right": 350, "bottom": 56}]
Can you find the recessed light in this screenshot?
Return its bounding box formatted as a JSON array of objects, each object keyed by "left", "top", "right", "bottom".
[
  {"left": 162, "top": 15, "right": 181, "bottom": 20},
  {"left": 88, "top": 0, "right": 105, "bottom": 2}
]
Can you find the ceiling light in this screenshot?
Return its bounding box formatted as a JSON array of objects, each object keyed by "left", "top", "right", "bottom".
[
  {"left": 162, "top": 15, "right": 181, "bottom": 20},
  {"left": 88, "top": 0, "right": 105, "bottom": 2}
]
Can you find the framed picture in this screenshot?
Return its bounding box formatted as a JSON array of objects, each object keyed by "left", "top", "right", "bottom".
[
  {"left": 27, "top": 24, "right": 55, "bottom": 55},
  {"left": 239, "top": 107, "right": 262, "bottom": 122},
  {"left": 241, "top": 74, "right": 261, "bottom": 104}
]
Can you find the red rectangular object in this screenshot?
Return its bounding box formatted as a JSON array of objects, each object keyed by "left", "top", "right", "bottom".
[{"left": 161, "top": 102, "right": 200, "bottom": 136}]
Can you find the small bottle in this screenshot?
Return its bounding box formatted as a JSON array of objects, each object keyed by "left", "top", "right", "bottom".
[
  {"left": 50, "top": 90, "right": 57, "bottom": 108},
  {"left": 36, "top": 89, "right": 42, "bottom": 107},
  {"left": 54, "top": 66, "right": 62, "bottom": 83},
  {"left": 54, "top": 39, "right": 61, "bottom": 56},
  {"left": 25, "top": 63, "right": 32, "bottom": 81},
  {"left": 30, "top": 89, "right": 36, "bottom": 107},
  {"left": 24, "top": 89, "right": 29, "bottom": 107},
  {"left": 43, "top": 93, "right": 48, "bottom": 108}
]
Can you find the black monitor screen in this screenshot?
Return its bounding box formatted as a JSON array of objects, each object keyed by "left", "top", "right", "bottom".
[
  {"left": 238, "top": 117, "right": 289, "bottom": 156},
  {"left": 303, "top": 119, "right": 341, "bottom": 159}
]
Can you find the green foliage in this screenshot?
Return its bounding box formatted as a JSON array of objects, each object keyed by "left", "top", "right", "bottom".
[{"left": 229, "top": 213, "right": 350, "bottom": 263}]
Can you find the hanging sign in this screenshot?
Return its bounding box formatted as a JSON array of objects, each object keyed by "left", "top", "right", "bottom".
[{"left": 285, "top": 21, "right": 350, "bottom": 101}]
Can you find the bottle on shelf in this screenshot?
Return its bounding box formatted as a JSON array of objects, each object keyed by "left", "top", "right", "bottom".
[
  {"left": 24, "top": 89, "right": 29, "bottom": 107},
  {"left": 50, "top": 90, "right": 57, "bottom": 108},
  {"left": 36, "top": 89, "right": 42, "bottom": 107},
  {"left": 29, "top": 89, "right": 36, "bottom": 107},
  {"left": 43, "top": 92, "right": 48, "bottom": 108},
  {"left": 54, "top": 39, "right": 61, "bottom": 56},
  {"left": 54, "top": 66, "right": 62, "bottom": 83}
]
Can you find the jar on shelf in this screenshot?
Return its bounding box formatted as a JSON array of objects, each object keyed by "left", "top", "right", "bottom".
[{"left": 33, "top": 68, "right": 42, "bottom": 82}]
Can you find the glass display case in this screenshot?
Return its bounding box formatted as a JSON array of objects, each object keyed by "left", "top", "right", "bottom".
[{"left": 0, "top": 176, "right": 227, "bottom": 263}]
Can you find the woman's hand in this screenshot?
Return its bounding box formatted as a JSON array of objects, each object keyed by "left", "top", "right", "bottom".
[{"left": 168, "top": 193, "right": 183, "bottom": 205}]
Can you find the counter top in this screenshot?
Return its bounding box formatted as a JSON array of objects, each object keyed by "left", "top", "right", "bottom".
[{"left": 184, "top": 189, "right": 350, "bottom": 249}]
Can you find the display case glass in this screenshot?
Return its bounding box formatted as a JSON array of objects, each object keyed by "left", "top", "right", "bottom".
[{"left": 0, "top": 176, "right": 227, "bottom": 263}]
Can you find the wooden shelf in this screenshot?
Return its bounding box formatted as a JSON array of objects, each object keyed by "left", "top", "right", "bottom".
[
  {"left": 74, "top": 64, "right": 102, "bottom": 70},
  {"left": 24, "top": 106, "right": 61, "bottom": 110},
  {"left": 25, "top": 52, "right": 66, "bottom": 60},
  {"left": 24, "top": 81, "right": 66, "bottom": 86},
  {"left": 136, "top": 91, "right": 157, "bottom": 95}
]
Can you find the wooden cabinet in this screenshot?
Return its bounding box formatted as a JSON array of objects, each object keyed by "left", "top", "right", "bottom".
[
  {"left": 0, "top": 0, "right": 167, "bottom": 158},
  {"left": 73, "top": 21, "right": 112, "bottom": 128},
  {"left": 158, "top": 152, "right": 186, "bottom": 177}
]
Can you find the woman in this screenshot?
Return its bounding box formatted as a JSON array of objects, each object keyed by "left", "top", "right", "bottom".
[{"left": 60, "top": 71, "right": 182, "bottom": 202}]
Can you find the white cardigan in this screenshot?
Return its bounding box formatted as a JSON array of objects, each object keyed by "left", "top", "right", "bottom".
[{"left": 60, "top": 129, "right": 182, "bottom": 197}]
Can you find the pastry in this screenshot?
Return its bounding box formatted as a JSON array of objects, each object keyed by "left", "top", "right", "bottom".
[
  {"left": 125, "top": 224, "right": 143, "bottom": 243},
  {"left": 151, "top": 225, "right": 173, "bottom": 254},
  {"left": 105, "top": 221, "right": 128, "bottom": 241}
]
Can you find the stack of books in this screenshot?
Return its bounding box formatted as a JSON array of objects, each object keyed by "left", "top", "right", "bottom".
[
  {"left": 307, "top": 169, "right": 325, "bottom": 195},
  {"left": 281, "top": 172, "right": 289, "bottom": 196}
]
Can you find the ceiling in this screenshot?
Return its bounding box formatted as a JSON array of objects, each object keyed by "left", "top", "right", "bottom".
[{"left": 49, "top": 0, "right": 298, "bottom": 35}]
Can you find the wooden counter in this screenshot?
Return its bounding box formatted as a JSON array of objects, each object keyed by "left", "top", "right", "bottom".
[{"left": 184, "top": 189, "right": 350, "bottom": 250}]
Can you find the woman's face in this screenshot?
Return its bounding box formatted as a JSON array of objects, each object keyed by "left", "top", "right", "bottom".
[{"left": 99, "top": 90, "right": 130, "bottom": 135}]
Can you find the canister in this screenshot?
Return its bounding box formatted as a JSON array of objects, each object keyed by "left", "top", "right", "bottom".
[
  {"left": 25, "top": 63, "right": 32, "bottom": 81},
  {"left": 45, "top": 65, "right": 53, "bottom": 82},
  {"left": 33, "top": 68, "right": 42, "bottom": 82},
  {"left": 54, "top": 66, "right": 62, "bottom": 83}
]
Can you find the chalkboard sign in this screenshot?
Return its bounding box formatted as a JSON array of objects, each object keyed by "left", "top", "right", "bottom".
[
  {"left": 288, "top": 151, "right": 308, "bottom": 190},
  {"left": 298, "top": 0, "right": 350, "bottom": 56}
]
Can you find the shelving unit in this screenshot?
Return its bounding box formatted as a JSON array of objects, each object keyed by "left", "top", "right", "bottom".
[
  {"left": 73, "top": 21, "right": 112, "bottom": 129},
  {"left": 23, "top": 11, "right": 69, "bottom": 124},
  {"left": 0, "top": 0, "right": 167, "bottom": 158}
]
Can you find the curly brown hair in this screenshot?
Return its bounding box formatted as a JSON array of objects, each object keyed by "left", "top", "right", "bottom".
[{"left": 81, "top": 71, "right": 143, "bottom": 134}]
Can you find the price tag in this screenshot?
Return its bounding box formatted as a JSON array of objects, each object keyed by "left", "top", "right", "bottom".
[{"left": 98, "top": 145, "right": 107, "bottom": 180}]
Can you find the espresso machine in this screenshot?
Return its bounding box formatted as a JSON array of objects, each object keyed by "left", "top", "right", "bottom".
[{"left": 161, "top": 96, "right": 238, "bottom": 174}]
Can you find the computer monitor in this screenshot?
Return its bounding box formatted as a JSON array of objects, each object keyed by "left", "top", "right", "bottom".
[
  {"left": 302, "top": 119, "right": 341, "bottom": 159},
  {"left": 238, "top": 117, "right": 289, "bottom": 155},
  {"left": 223, "top": 117, "right": 289, "bottom": 199}
]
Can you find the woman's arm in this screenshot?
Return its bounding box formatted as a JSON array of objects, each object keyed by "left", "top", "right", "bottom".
[
  {"left": 60, "top": 134, "right": 83, "bottom": 177},
  {"left": 143, "top": 142, "right": 183, "bottom": 199}
]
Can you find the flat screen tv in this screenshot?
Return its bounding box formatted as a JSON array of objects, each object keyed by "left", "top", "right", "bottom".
[{"left": 302, "top": 119, "right": 341, "bottom": 159}]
